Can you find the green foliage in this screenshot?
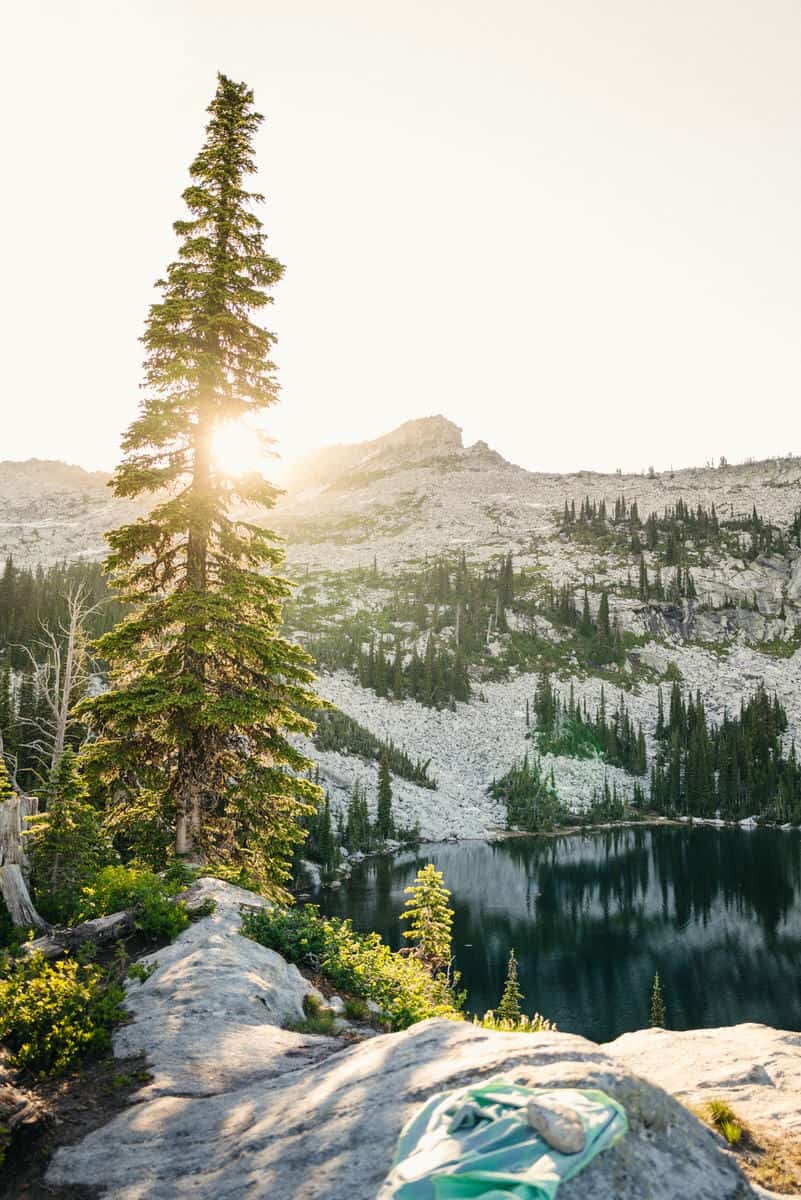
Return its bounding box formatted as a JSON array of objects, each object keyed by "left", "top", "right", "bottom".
[
  {"left": 355, "top": 633, "right": 470, "bottom": 709},
  {"left": 0, "top": 903, "right": 31, "bottom": 954},
  {"left": 298, "top": 791, "right": 339, "bottom": 878},
  {"left": 649, "top": 972, "right": 666, "bottom": 1028},
  {"left": 400, "top": 863, "right": 454, "bottom": 969},
  {"left": 288, "top": 557, "right": 655, "bottom": 698},
  {"left": 0, "top": 557, "right": 125, "bottom": 671},
  {"left": 376, "top": 756, "right": 394, "bottom": 841},
  {"left": 0, "top": 753, "right": 12, "bottom": 802},
  {"left": 311, "top": 706, "right": 436, "bottom": 788},
  {"left": 346, "top": 780, "right": 372, "bottom": 853},
  {"left": 561, "top": 493, "right": 786, "bottom": 567},
  {"left": 489, "top": 753, "right": 568, "bottom": 832},
  {"left": 651, "top": 681, "right": 801, "bottom": 821},
  {"left": 77, "top": 866, "right": 189, "bottom": 941},
  {"left": 0, "top": 559, "right": 126, "bottom": 791},
  {"left": 343, "top": 995, "right": 370, "bottom": 1021},
  {"left": 0, "top": 953, "right": 125, "bottom": 1076},
  {"left": 585, "top": 777, "right": 629, "bottom": 822},
  {"left": 289, "top": 992, "right": 337, "bottom": 1036},
  {"left": 531, "top": 584, "right": 626, "bottom": 668},
  {"left": 241, "top": 904, "right": 462, "bottom": 1030},
  {"left": 127, "top": 959, "right": 159, "bottom": 984},
  {"left": 705, "top": 1099, "right": 743, "bottom": 1145},
  {"left": 77, "top": 74, "right": 322, "bottom": 897},
  {"left": 532, "top": 675, "right": 646, "bottom": 776},
  {"left": 496, "top": 948, "right": 524, "bottom": 1023},
  {"left": 475, "top": 1011, "right": 556, "bottom": 1033},
  {"left": 756, "top": 628, "right": 801, "bottom": 659},
  {"left": 27, "top": 749, "right": 115, "bottom": 923}
]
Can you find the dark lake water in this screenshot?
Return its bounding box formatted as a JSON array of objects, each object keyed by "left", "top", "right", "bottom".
[{"left": 316, "top": 825, "right": 801, "bottom": 1043}]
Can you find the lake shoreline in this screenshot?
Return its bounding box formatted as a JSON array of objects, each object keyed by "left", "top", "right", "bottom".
[
  {"left": 312, "top": 811, "right": 798, "bottom": 894},
  {"left": 479, "top": 806, "right": 796, "bottom": 844}
]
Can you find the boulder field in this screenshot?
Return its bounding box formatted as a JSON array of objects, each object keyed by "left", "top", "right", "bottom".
[{"left": 47, "top": 879, "right": 798, "bottom": 1199}]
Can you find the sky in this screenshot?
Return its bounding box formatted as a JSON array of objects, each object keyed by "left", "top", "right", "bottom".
[{"left": 3, "top": 0, "right": 801, "bottom": 476}]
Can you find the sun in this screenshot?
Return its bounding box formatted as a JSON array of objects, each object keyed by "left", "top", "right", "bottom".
[{"left": 211, "top": 419, "right": 266, "bottom": 476}]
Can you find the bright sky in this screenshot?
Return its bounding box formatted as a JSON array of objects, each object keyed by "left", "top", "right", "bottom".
[{"left": 3, "top": 0, "right": 801, "bottom": 476}]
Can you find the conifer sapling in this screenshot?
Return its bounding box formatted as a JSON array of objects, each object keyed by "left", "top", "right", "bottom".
[
  {"left": 496, "top": 947, "right": 524, "bottom": 1024},
  {"left": 649, "top": 971, "right": 666, "bottom": 1028},
  {"left": 400, "top": 863, "right": 454, "bottom": 970}
]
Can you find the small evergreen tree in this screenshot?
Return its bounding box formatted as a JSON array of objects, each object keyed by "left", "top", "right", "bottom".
[
  {"left": 496, "top": 948, "right": 524, "bottom": 1024},
  {"left": 649, "top": 972, "right": 666, "bottom": 1028},
  {"left": 346, "top": 781, "right": 370, "bottom": 852},
  {"left": 376, "top": 756, "right": 394, "bottom": 841},
  {"left": 400, "top": 863, "right": 454, "bottom": 969},
  {"left": 305, "top": 792, "right": 339, "bottom": 877},
  {"left": 28, "top": 749, "right": 113, "bottom": 922}
]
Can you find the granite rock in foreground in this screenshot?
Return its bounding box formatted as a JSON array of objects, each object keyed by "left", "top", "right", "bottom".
[{"left": 47, "top": 881, "right": 761, "bottom": 1199}]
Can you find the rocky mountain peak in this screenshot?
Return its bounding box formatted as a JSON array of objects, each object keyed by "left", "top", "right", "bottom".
[
  {"left": 281, "top": 414, "right": 464, "bottom": 496},
  {"left": 374, "top": 414, "right": 463, "bottom": 455}
]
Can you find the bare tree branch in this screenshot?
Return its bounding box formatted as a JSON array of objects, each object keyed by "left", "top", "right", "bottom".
[{"left": 13, "top": 584, "right": 104, "bottom": 778}]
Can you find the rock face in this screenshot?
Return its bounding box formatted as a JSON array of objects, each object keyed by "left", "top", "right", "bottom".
[
  {"left": 6, "top": 423, "right": 801, "bottom": 842},
  {"left": 281, "top": 415, "right": 465, "bottom": 498},
  {"left": 607, "top": 1024, "right": 801, "bottom": 1137},
  {"left": 47, "top": 880, "right": 762, "bottom": 1199},
  {"left": 112, "top": 878, "right": 335, "bottom": 1100}
]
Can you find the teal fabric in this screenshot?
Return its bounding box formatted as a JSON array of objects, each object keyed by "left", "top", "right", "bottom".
[{"left": 383, "top": 1077, "right": 628, "bottom": 1200}]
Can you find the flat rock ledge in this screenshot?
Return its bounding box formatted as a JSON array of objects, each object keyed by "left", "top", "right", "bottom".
[
  {"left": 607, "top": 1024, "right": 801, "bottom": 1139},
  {"left": 46, "top": 880, "right": 773, "bottom": 1199}
]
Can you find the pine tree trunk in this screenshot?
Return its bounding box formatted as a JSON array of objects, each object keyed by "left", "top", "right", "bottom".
[
  {"left": 178, "top": 417, "right": 213, "bottom": 858},
  {"left": 0, "top": 793, "right": 47, "bottom": 929}
]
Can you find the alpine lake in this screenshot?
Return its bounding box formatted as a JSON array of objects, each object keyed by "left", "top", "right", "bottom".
[{"left": 315, "top": 824, "right": 801, "bottom": 1043}]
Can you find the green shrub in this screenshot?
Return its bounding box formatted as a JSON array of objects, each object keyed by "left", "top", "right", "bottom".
[
  {"left": 474, "top": 1010, "right": 556, "bottom": 1033},
  {"left": 0, "top": 902, "right": 32, "bottom": 953},
  {"left": 706, "top": 1099, "right": 743, "bottom": 1145},
  {"left": 0, "top": 953, "right": 125, "bottom": 1076},
  {"left": 242, "top": 904, "right": 462, "bottom": 1031},
  {"left": 289, "top": 993, "right": 337, "bottom": 1036},
  {"left": 127, "top": 960, "right": 159, "bottom": 984},
  {"left": 344, "top": 996, "right": 370, "bottom": 1022},
  {"left": 77, "top": 866, "right": 189, "bottom": 941}
]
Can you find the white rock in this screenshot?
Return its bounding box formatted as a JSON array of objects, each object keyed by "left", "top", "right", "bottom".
[
  {"left": 46, "top": 882, "right": 767, "bottom": 1199},
  {"left": 50, "top": 1018, "right": 759, "bottom": 1200},
  {"left": 111, "top": 878, "right": 335, "bottom": 1099},
  {"left": 606, "top": 1023, "right": 801, "bottom": 1136},
  {"left": 525, "top": 1096, "right": 586, "bottom": 1154}
]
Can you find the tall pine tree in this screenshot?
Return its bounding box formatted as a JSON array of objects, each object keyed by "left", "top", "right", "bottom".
[{"left": 79, "top": 75, "right": 321, "bottom": 896}]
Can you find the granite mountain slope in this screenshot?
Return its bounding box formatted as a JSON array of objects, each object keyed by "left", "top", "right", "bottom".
[{"left": 3, "top": 419, "right": 801, "bottom": 838}]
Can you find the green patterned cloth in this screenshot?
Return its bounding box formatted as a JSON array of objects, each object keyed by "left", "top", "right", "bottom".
[{"left": 382, "top": 1077, "right": 628, "bottom": 1200}]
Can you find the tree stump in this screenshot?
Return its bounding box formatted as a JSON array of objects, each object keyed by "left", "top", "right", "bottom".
[{"left": 0, "top": 793, "right": 48, "bottom": 930}]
